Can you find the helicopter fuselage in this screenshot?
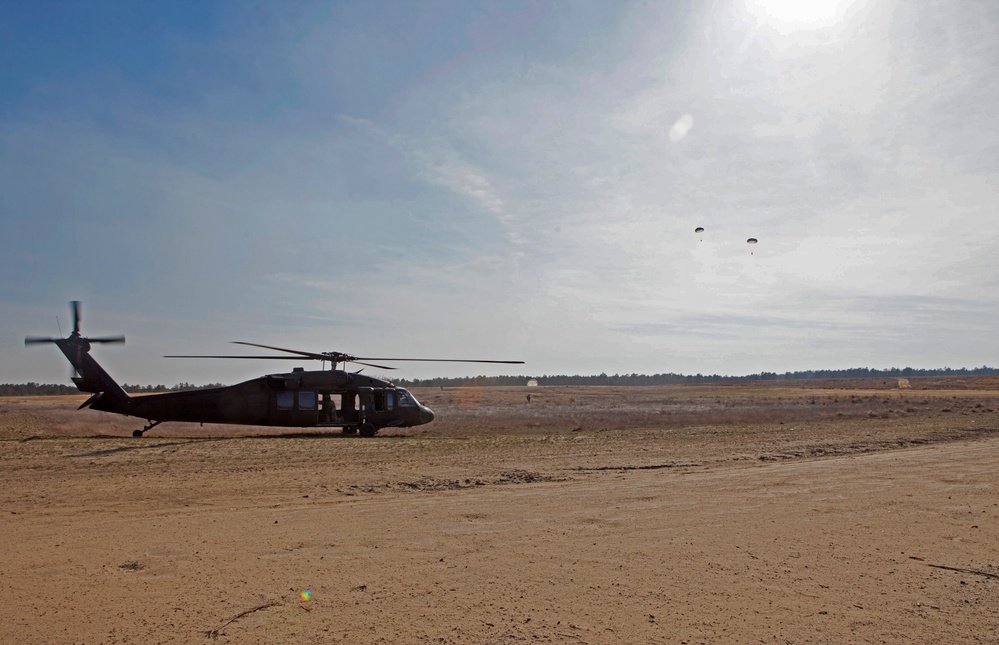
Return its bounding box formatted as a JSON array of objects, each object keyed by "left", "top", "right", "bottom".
[{"left": 94, "top": 367, "right": 434, "bottom": 432}]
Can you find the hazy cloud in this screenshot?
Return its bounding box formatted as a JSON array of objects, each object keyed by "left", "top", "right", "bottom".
[{"left": 3, "top": 0, "right": 999, "bottom": 384}]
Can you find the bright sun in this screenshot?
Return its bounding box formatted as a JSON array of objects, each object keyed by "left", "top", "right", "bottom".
[{"left": 745, "top": 0, "right": 856, "bottom": 34}]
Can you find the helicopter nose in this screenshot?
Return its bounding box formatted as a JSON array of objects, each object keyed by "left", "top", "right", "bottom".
[{"left": 420, "top": 407, "right": 435, "bottom": 424}]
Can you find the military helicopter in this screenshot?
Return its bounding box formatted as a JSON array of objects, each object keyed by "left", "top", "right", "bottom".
[{"left": 25, "top": 302, "right": 524, "bottom": 437}]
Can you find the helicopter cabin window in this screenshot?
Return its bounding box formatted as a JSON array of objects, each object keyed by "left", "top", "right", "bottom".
[
  {"left": 276, "top": 391, "right": 294, "bottom": 410},
  {"left": 396, "top": 389, "right": 418, "bottom": 407},
  {"left": 298, "top": 391, "right": 316, "bottom": 410}
]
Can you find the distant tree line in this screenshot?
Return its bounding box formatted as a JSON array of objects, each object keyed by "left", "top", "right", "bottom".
[
  {"left": 4, "top": 367, "right": 998, "bottom": 395},
  {"left": 394, "top": 365, "right": 999, "bottom": 388},
  {"left": 0, "top": 382, "right": 226, "bottom": 396}
]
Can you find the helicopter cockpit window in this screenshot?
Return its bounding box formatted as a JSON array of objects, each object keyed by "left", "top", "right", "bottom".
[
  {"left": 396, "top": 389, "right": 418, "bottom": 408},
  {"left": 276, "top": 391, "right": 294, "bottom": 410},
  {"left": 298, "top": 391, "right": 316, "bottom": 410}
]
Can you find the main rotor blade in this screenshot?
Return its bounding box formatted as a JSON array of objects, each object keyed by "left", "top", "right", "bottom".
[
  {"left": 231, "top": 341, "right": 330, "bottom": 361},
  {"left": 164, "top": 355, "right": 310, "bottom": 360},
  {"left": 168, "top": 342, "right": 523, "bottom": 370},
  {"left": 164, "top": 354, "right": 397, "bottom": 370},
  {"left": 232, "top": 343, "right": 524, "bottom": 365},
  {"left": 354, "top": 357, "right": 525, "bottom": 364},
  {"left": 352, "top": 360, "right": 397, "bottom": 370}
]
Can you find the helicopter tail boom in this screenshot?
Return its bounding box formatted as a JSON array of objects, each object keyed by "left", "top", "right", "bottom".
[{"left": 57, "top": 338, "right": 130, "bottom": 408}]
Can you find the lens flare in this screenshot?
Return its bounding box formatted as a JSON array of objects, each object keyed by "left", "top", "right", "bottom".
[
  {"left": 300, "top": 588, "right": 312, "bottom": 602},
  {"left": 669, "top": 114, "right": 694, "bottom": 142}
]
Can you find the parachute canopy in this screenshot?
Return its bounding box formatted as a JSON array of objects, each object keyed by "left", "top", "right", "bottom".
[
  {"left": 694, "top": 227, "right": 704, "bottom": 233},
  {"left": 747, "top": 238, "right": 758, "bottom": 244}
]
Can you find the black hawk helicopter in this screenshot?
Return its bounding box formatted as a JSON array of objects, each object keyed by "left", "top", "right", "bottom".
[{"left": 26, "top": 302, "right": 524, "bottom": 437}]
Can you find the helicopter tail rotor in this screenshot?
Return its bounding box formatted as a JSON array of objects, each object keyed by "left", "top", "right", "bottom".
[
  {"left": 72, "top": 300, "right": 81, "bottom": 336},
  {"left": 24, "top": 302, "right": 126, "bottom": 347},
  {"left": 24, "top": 302, "right": 130, "bottom": 403}
]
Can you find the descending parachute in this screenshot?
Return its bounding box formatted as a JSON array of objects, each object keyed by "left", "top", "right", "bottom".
[{"left": 688, "top": 228, "right": 761, "bottom": 251}]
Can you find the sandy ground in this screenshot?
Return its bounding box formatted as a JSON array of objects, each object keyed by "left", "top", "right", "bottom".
[{"left": 1, "top": 382, "right": 998, "bottom": 643}]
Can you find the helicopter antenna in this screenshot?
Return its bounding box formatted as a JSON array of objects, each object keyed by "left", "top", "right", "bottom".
[{"left": 56, "top": 316, "right": 63, "bottom": 338}]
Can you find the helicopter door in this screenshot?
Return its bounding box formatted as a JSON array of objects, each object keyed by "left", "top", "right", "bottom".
[
  {"left": 297, "top": 390, "right": 317, "bottom": 426},
  {"left": 372, "top": 390, "right": 394, "bottom": 412},
  {"left": 272, "top": 390, "right": 318, "bottom": 426},
  {"left": 319, "top": 393, "right": 342, "bottom": 424},
  {"left": 341, "top": 392, "right": 358, "bottom": 424},
  {"left": 356, "top": 388, "right": 374, "bottom": 423}
]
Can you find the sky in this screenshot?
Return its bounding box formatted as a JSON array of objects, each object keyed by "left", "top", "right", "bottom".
[{"left": 2, "top": 0, "right": 998, "bottom": 386}]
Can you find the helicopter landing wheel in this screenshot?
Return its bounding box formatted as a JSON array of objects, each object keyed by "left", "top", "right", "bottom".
[
  {"left": 133, "top": 420, "right": 162, "bottom": 438},
  {"left": 359, "top": 422, "right": 377, "bottom": 437}
]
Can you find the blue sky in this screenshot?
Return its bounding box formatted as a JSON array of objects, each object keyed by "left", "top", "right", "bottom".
[{"left": 3, "top": 0, "right": 998, "bottom": 386}]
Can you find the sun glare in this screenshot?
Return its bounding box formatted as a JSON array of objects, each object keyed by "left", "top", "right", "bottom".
[{"left": 745, "top": 0, "right": 856, "bottom": 34}]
